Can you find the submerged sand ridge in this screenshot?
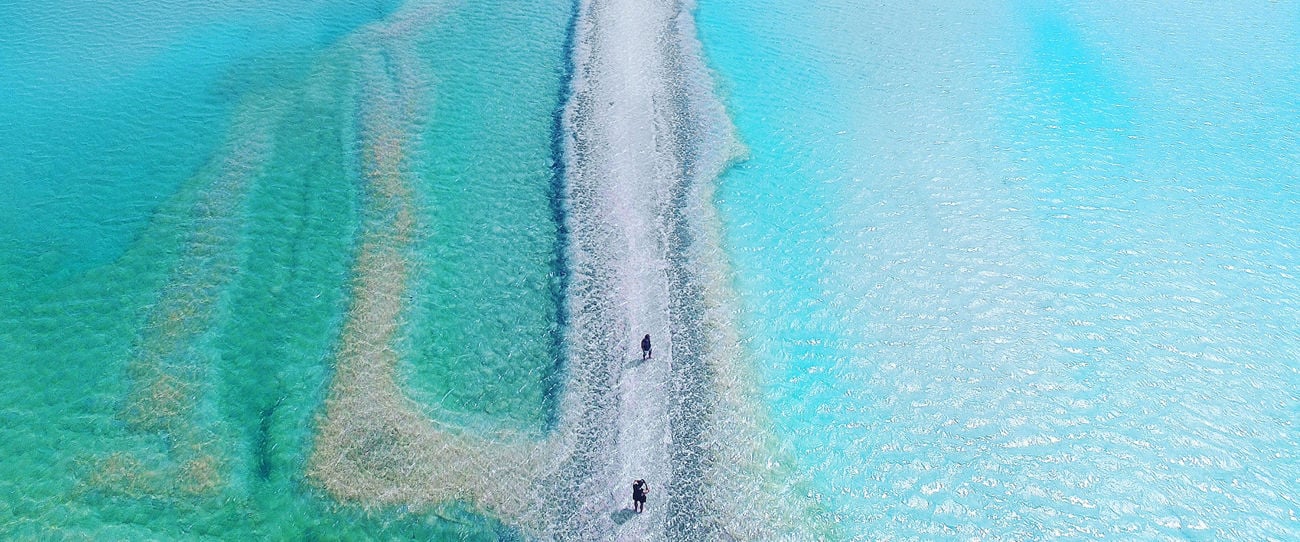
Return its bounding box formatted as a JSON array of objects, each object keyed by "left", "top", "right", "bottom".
[
  {"left": 305, "top": 0, "right": 546, "bottom": 518},
  {"left": 306, "top": 0, "right": 557, "bottom": 527},
  {"left": 90, "top": 106, "right": 275, "bottom": 500}
]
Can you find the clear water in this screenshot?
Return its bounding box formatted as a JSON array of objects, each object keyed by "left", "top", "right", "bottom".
[
  {"left": 3, "top": 0, "right": 1298, "bottom": 539},
  {"left": 398, "top": 0, "right": 570, "bottom": 436},
  {"left": 0, "top": 0, "right": 568, "bottom": 538},
  {"left": 697, "top": 0, "right": 1300, "bottom": 539}
]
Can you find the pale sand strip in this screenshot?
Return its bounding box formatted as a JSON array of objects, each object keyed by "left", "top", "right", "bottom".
[{"left": 566, "top": 0, "right": 675, "bottom": 538}]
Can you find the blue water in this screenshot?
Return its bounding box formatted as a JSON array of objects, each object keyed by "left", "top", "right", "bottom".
[
  {"left": 698, "top": 0, "right": 1300, "bottom": 538},
  {"left": 0, "top": 0, "right": 562, "bottom": 538},
  {"left": 0, "top": 0, "right": 398, "bottom": 279},
  {"left": 2, "top": 0, "right": 1298, "bottom": 538}
]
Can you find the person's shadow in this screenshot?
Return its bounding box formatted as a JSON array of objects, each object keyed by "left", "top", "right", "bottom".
[
  {"left": 625, "top": 356, "right": 649, "bottom": 370},
  {"left": 610, "top": 508, "right": 637, "bottom": 525}
]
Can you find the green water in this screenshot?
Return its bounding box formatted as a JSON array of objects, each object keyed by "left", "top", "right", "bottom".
[
  {"left": 400, "top": 0, "right": 572, "bottom": 437},
  {"left": 0, "top": 0, "right": 571, "bottom": 537}
]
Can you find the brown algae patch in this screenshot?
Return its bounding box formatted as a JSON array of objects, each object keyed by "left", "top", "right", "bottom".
[
  {"left": 306, "top": 16, "right": 558, "bottom": 532},
  {"left": 89, "top": 113, "right": 273, "bottom": 499}
]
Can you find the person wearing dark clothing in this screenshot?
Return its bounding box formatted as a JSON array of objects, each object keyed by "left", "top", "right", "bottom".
[
  {"left": 632, "top": 479, "right": 649, "bottom": 512},
  {"left": 641, "top": 334, "right": 652, "bottom": 360}
]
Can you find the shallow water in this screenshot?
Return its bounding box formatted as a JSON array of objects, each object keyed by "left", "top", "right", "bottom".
[
  {"left": 398, "top": 0, "right": 571, "bottom": 438},
  {"left": 3, "top": 0, "right": 1297, "bottom": 539},
  {"left": 697, "top": 0, "right": 1300, "bottom": 538},
  {"left": 1, "top": 0, "right": 568, "bottom": 538}
]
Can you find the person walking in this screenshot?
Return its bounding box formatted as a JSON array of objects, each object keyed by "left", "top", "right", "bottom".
[
  {"left": 641, "top": 334, "right": 652, "bottom": 360},
  {"left": 632, "top": 479, "right": 649, "bottom": 513}
]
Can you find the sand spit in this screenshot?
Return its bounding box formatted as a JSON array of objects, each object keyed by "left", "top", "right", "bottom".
[{"left": 310, "top": 0, "right": 827, "bottom": 538}]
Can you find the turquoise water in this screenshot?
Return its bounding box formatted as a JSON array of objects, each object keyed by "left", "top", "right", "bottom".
[
  {"left": 1, "top": 0, "right": 568, "bottom": 538},
  {"left": 4, "top": 0, "right": 1298, "bottom": 539},
  {"left": 0, "top": 0, "right": 399, "bottom": 279},
  {"left": 698, "top": 0, "right": 1300, "bottom": 538},
  {"left": 399, "top": 0, "right": 571, "bottom": 436}
]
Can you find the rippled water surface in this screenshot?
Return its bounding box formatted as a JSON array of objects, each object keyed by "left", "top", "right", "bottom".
[
  {"left": 698, "top": 0, "right": 1299, "bottom": 539},
  {"left": 0, "top": 0, "right": 568, "bottom": 538},
  {"left": 3, "top": 0, "right": 1297, "bottom": 539}
]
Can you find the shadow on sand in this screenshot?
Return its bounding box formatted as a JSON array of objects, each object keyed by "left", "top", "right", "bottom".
[
  {"left": 610, "top": 508, "right": 637, "bottom": 525},
  {"left": 624, "top": 356, "right": 653, "bottom": 370}
]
